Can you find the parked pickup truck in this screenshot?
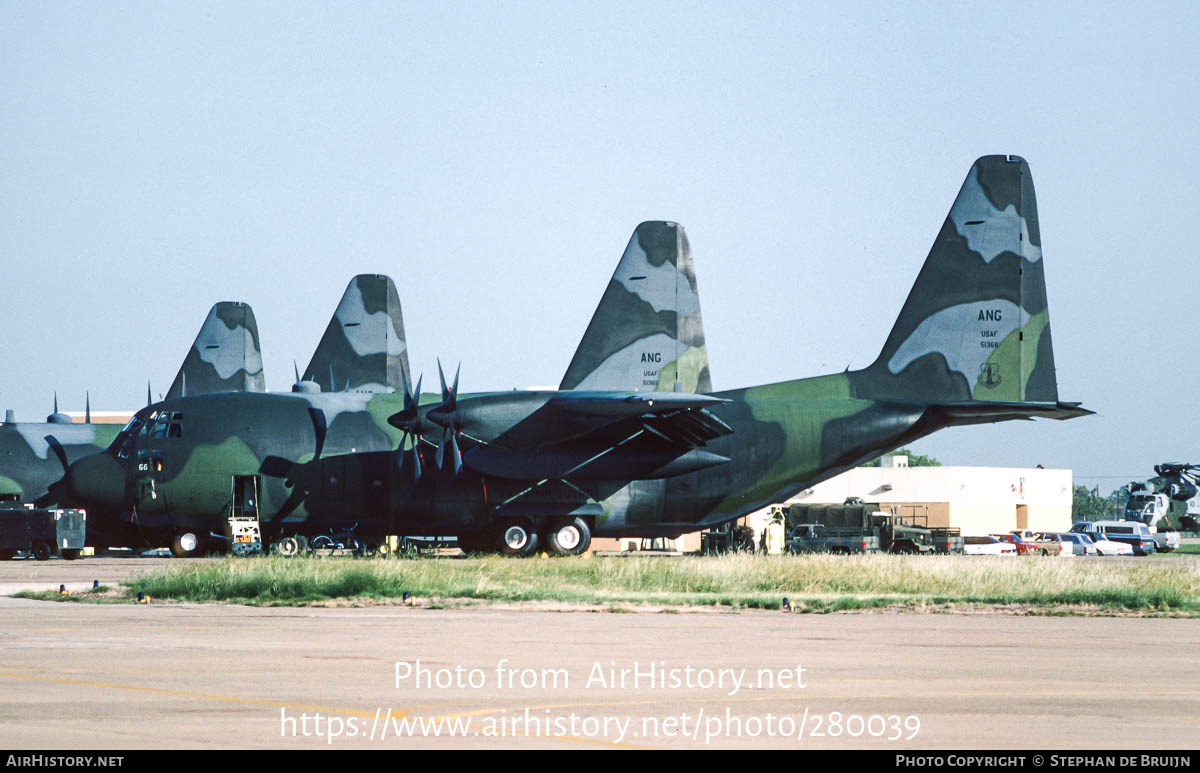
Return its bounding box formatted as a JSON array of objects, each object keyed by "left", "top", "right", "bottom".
[{"left": 0, "top": 506, "right": 87, "bottom": 561}]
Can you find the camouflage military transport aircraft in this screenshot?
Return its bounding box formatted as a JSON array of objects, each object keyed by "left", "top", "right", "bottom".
[
  {"left": 0, "top": 301, "right": 266, "bottom": 546},
  {"left": 61, "top": 156, "right": 1089, "bottom": 557}
]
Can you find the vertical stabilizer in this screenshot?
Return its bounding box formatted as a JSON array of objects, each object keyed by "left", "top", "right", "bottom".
[
  {"left": 851, "top": 155, "right": 1059, "bottom": 404},
  {"left": 166, "top": 302, "right": 265, "bottom": 399},
  {"left": 559, "top": 221, "right": 711, "bottom": 393},
  {"left": 302, "top": 274, "right": 411, "bottom": 393}
]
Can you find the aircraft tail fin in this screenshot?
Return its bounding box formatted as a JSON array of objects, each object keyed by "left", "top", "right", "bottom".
[
  {"left": 302, "top": 274, "right": 411, "bottom": 393},
  {"left": 559, "top": 221, "right": 711, "bottom": 393},
  {"left": 166, "top": 302, "right": 265, "bottom": 399},
  {"left": 851, "top": 155, "right": 1065, "bottom": 407}
]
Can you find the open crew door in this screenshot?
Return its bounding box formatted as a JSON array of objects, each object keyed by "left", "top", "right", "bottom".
[{"left": 229, "top": 475, "right": 263, "bottom": 556}]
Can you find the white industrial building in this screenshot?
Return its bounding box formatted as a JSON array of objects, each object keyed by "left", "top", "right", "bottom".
[{"left": 779, "top": 456, "right": 1073, "bottom": 536}]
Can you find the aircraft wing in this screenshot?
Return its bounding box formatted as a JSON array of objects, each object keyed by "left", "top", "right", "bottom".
[
  {"left": 461, "top": 391, "right": 734, "bottom": 481},
  {"left": 548, "top": 391, "right": 733, "bottom": 444}
]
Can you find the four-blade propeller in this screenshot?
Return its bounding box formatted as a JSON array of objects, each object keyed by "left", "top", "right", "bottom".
[{"left": 387, "top": 360, "right": 465, "bottom": 480}]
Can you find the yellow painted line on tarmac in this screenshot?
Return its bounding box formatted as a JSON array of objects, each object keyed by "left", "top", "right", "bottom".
[{"left": 0, "top": 671, "right": 652, "bottom": 748}]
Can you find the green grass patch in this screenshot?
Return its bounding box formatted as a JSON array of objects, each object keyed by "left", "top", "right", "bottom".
[
  {"left": 122, "top": 554, "right": 1200, "bottom": 614},
  {"left": 13, "top": 586, "right": 115, "bottom": 603}
]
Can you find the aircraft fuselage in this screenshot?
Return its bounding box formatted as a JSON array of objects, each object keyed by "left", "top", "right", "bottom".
[{"left": 73, "top": 371, "right": 938, "bottom": 543}]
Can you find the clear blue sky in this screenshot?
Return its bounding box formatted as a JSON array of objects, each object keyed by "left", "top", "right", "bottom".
[{"left": 2, "top": 2, "right": 1196, "bottom": 493}]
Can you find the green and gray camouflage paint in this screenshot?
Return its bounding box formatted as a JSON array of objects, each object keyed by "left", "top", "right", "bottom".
[
  {"left": 302, "top": 274, "right": 412, "bottom": 394},
  {"left": 166, "top": 302, "right": 266, "bottom": 399},
  {"left": 61, "top": 156, "right": 1090, "bottom": 552},
  {"left": 560, "top": 221, "right": 711, "bottom": 394},
  {"left": 0, "top": 411, "right": 120, "bottom": 505},
  {"left": 850, "top": 155, "right": 1055, "bottom": 404},
  {"left": 3, "top": 302, "right": 264, "bottom": 539}
]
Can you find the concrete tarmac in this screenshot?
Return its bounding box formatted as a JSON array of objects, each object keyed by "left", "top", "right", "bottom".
[{"left": 1, "top": 595, "right": 1197, "bottom": 750}]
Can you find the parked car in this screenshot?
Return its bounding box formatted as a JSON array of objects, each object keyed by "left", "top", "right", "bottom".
[
  {"left": 992, "top": 533, "right": 1037, "bottom": 555},
  {"left": 1083, "top": 534, "right": 1134, "bottom": 556},
  {"left": 994, "top": 533, "right": 1066, "bottom": 556},
  {"left": 963, "top": 535, "right": 1017, "bottom": 556},
  {"left": 1043, "top": 532, "right": 1099, "bottom": 556},
  {"left": 1034, "top": 533, "right": 1079, "bottom": 556}
]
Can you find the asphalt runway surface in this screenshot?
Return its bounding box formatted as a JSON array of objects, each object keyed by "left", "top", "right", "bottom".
[{"left": 1, "top": 559, "right": 1197, "bottom": 750}]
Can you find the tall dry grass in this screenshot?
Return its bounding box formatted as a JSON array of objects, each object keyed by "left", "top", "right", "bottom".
[{"left": 127, "top": 553, "right": 1200, "bottom": 611}]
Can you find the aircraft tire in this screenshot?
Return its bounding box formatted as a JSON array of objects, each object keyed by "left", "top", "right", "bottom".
[
  {"left": 32, "top": 542, "right": 53, "bottom": 561},
  {"left": 545, "top": 518, "right": 591, "bottom": 557},
  {"left": 496, "top": 520, "right": 539, "bottom": 557},
  {"left": 170, "top": 530, "right": 205, "bottom": 558},
  {"left": 61, "top": 549, "right": 81, "bottom": 561},
  {"left": 275, "top": 536, "right": 302, "bottom": 557}
]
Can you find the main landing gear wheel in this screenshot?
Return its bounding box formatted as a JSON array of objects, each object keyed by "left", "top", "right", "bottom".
[
  {"left": 32, "top": 542, "right": 53, "bottom": 561},
  {"left": 61, "top": 549, "right": 81, "bottom": 561},
  {"left": 275, "top": 536, "right": 302, "bottom": 557},
  {"left": 170, "top": 530, "right": 204, "bottom": 558},
  {"left": 496, "top": 520, "right": 539, "bottom": 557},
  {"left": 545, "top": 518, "right": 591, "bottom": 557}
]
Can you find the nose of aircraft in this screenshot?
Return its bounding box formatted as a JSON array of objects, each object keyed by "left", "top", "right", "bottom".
[{"left": 67, "top": 453, "right": 128, "bottom": 507}]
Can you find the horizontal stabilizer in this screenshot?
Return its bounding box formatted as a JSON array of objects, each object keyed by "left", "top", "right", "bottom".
[{"left": 929, "top": 401, "right": 1094, "bottom": 426}]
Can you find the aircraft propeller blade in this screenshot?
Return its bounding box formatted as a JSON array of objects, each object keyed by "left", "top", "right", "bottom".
[
  {"left": 31, "top": 435, "right": 71, "bottom": 508},
  {"left": 45, "top": 435, "right": 69, "bottom": 474},
  {"left": 411, "top": 439, "right": 422, "bottom": 481},
  {"left": 449, "top": 430, "right": 462, "bottom": 477},
  {"left": 391, "top": 372, "right": 426, "bottom": 482},
  {"left": 429, "top": 361, "right": 465, "bottom": 475},
  {"left": 308, "top": 407, "right": 327, "bottom": 462}
]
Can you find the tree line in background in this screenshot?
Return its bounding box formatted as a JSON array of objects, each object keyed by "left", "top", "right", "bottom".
[{"left": 1073, "top": 485, "right": 1128, "bottom": 521}]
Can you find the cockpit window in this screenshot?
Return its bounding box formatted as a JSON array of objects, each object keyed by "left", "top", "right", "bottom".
[
  {"left": 115, "top": 416, "right": 148, "bottom": 458},
  {"left": 149, "top": 413, "right": 170, "bottom": 438},
  {"left": 139, "top": 410, "right": 184, "bottom": 439}
]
